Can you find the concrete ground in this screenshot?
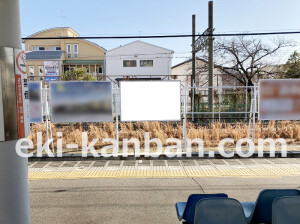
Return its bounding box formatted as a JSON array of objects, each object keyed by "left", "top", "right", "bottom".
[
  {"left": 30, "top": 176, "right": 300, "bottom": 224},
  {"left": 29, "top": 158, "right": 300, "bottom": 224}
]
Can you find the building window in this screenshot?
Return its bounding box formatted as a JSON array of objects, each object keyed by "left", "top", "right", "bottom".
[
  {"left": 73, "top": 44, "right": 78, "bottom": 58},
  {"left": 33, "top": 46, "right": 45, "bottom": 51},
  {"left": 67, "top": 44, "right": 72, "bottom": 58},
  {"left": 64, "top": 66, "right": 70, "bottom": 73},
  {"left": 29, "top": 66, "right": 34, "bottom": 76},
  {"left": 50, "top": 46, "right": 61, "bottom": 51},
  {"left": 98, "top": 66, "right": 103, "bottom": 74},
  {"left": 140, "top": 60, "right": 153, "bottom": 67},
  {"left": 123, "top": 60, "right": 137, "bottom": 67},
  {"left": 38, "top": 66, "right": 44, "bottom": 77}
]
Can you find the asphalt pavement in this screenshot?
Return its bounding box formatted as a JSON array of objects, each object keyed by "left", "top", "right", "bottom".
[{"left": 30, "top": 176, "right": 300, "bottom": 224}]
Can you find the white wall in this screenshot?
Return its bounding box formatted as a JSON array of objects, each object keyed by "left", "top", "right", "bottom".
[
  {"left": 171, "top": 59, "right": 222, "bottom": 88},
  {"left": 106, "top": 41, "right": 173, "bottom": 80}
]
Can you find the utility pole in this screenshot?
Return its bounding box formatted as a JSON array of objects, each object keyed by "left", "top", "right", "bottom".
[
  {"left": 0, "top": 0, "right": 31, "bottom": 223},
  {"left": 208, "top": 1, "right": 214, "bottom": 120},
  {"left": 191, "top": 14, "right": 196, "bottom": 122}
]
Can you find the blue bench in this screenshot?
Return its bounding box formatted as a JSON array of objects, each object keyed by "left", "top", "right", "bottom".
[
  {"left": 241, "top": 189, "right": 300, "bottom": 224},
  {"left": 175, "top": 193, "right": 228, "bottom": 224},
  {"left": 194, "top": 198, "right": 247, "bottom": 224},
  {"left": 272, "top": 196, "right": 300, "bottom": 224}
]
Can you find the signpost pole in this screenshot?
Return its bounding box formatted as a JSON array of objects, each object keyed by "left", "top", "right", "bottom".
[
  {"left": 245, "top": 80, "right": 248, "bottom": 120},
  {"left": 208, "top": 1, "right": 214, "bottom": 121},
  {"left": 0, "top": 0, "right": 31, "bottom": 223},
  {"left": 44, "top": 85, "right": 50, "bottom": 154},
  {"left": 115, "top": 84, "right": 119, "bottom": 154},
  {"left": 252, "top": 84, "right": 257, "bottom": 143},
  {"left": 192, "top": 14, "right": 196, "bottom": 122},
  {"left": 183, "top": 84, "right": 187, "bottom": 152}
]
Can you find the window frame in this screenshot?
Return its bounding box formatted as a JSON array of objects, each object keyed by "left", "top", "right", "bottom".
[
  {"left": 140, "top": 60, "right": 154, "bottom": 67},
  {"left": 123, "top": 60, "right": 137, "bottom": 67},
  {"left": 50, "top": 46, "right": 61, "bottom": 51},
  {"left": 67, "top": 44, "right": 72, "bottom": 58},
  {"left": 73, "top": 44, "right": 78, "bottom": 58},
  {"left": 29, "top": 66, "right": 34, "bottom": 76},
  {"left": 98, "top": 66, "right": 103, "bottom": 74},
  {"left": 32, "top": 46, "right": 45, "bottom": 51},
  {"left": 38, "top": 66, "right": 44, "bottom": 77},
  {"left": 84, "top": 66, "right": 90, "bottom": 74}
]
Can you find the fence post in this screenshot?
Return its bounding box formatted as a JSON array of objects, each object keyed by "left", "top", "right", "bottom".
[
  {"left": 44, "top": 85, "right": 50, "bottom": 154},
  {"left": 114, "top": 84, "right": 119, "bottom": 154},
  {"left": 183, "top": 84, "right": 187, "bottom": 152},
  {"left": 245, "top": 80, "right": 248, "bottom": 120},
  {"left": 192, "top": 82, "right": 194, "bottom": 121},
  {"left": 218, "top": 86, "right": 221, "bottom": 121},
  {"left": 252, "top": 84, "right": 257, "bottom": 143}
]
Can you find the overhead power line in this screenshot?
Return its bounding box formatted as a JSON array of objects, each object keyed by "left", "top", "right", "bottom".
[{"left": 22, "top": 31, "right": 300, "bottom": 40}]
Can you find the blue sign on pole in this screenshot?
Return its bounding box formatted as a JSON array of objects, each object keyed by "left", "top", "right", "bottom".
[{"left": 45, "top": 76, "right": 60, "bottom": 82}]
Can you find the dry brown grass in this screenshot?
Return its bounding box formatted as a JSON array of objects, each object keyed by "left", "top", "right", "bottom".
[{"left": 28, "top": 121, "right": 300, "bottom": 150}]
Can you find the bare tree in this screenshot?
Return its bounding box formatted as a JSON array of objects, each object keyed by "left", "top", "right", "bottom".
[{"left": 197, "top": 36, "right": 292, "bottom": 87}]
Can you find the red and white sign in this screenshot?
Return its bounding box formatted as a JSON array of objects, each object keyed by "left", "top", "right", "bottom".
[
  {"left": 14, "top": 49, "right": 30, "bottom": 138},
  {"left": 16, "top": 51, "right": 27, "bottom": 75},
  {"left": 259, "top": 79, "right": 300, "bottom": 120}
]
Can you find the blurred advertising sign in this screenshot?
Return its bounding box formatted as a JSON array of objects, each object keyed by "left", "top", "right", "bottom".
[
  {"left": 14, "top": 49, "right": 30, "bottom": 138},
  {"left": 28, "top": 81, "right": 43, "bottom": 123},
  {"left": 44, "top": 61, "right": 59, "bottom": 82},
  {"left": 259, "top": 79, "right": 300, "bottom": 120},
  {"left": 50, "top": 82, "right": 113, "bottom": 123}
]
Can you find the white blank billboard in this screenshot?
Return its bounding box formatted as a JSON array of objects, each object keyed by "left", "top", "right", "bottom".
[{"left": 120, "top": 81, "right": 181, "bottom": 122}]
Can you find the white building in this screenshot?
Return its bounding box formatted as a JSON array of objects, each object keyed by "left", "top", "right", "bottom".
[
  {"left": 106, "top": 41, "right": 174, "bottom": 83},
  {"left": 172, "top": 58, "right": 227, "bottom": 102},
  {"left": 171, "top": 58, "right": 223, "bottom": 88}
]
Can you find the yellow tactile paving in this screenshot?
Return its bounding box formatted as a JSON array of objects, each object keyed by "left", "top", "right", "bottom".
[
  {"left": 28, "top": 160, "right": 300, "bottom": 180},
  {"left": 167, "top": 166, "right": 186, "bottom": 177},
  {"left": 197, "top": 165, "right": 220, "bottom": 176}
]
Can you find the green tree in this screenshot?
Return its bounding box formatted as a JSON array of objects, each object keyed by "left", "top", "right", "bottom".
[
  {"left": 61, "top": 68, "right": 97, "bottom": 81},
  {"left": 283, "top": 51, "right": 300, "bottom": 78}
]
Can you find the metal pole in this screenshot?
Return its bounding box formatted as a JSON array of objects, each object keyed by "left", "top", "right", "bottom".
[
  {"left": 192, "top": 14, "right": 196, "bottom": 122},
  {"left": 49, "top": 120, "right": 54, "bottom": 153},
  {"left": 115, "top": 85, "right": 119, "bottom": 154},
  {"left": 208, "top": 1, "right": 214, "bottom": 120},
  {"left": 0, "top": 0, "right": 31, "bottom": 223},
  {"left": 183, "top": 85, "right": 187, "bottom": 152},
  {"left": 45, "top": 86, "right": 50, "bottom": 153},
  {"left": 218, "top": 88, "right": 221, "bottom": 121},
  {"left": 252, "top": 84, "right": 256, "bottom": 143},
  {"left": 248, "top": 99, "right": 253, "bottom": 140},
  {"left": 44, "top": 85, "right": 53, "bottom": 153},
  {"left": 245, "top": 80, "right": 248, "bottom": 120}
]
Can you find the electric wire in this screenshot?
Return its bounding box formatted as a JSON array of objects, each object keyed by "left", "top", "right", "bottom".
[{"left": 22, "top": 30, "right": 300, "bottom": 40}]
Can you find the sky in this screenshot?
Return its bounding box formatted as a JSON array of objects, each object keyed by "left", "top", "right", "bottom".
[{"left": 20, "top": 0, "right": 300, "bottom": 65}]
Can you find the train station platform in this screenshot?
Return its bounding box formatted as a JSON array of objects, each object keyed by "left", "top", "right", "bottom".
[{"left": 28, "top": 158, "right": 300, "bottom": 180}]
